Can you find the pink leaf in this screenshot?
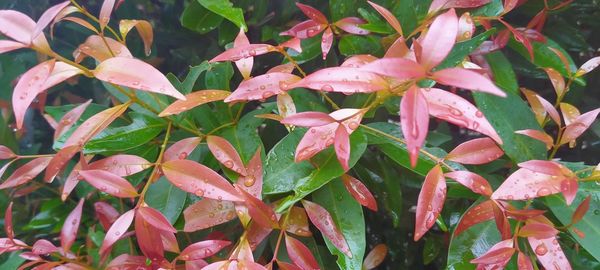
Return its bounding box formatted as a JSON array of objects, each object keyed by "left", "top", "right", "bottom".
[
  {"left": 225, "top": 73, "right": 301, "bottom": 103},
  {"left": 234, "top": 28, "right": 253, "bottom": 79},
  {"left": 159, "top": 90, "right": 230, "bottom": 116},
  {"left": 446, "top": 137, "right": 503, "bottom": 164},
  {"left": 43, "top": 61, "right": 84, "bottom": 90},
  {"left": 515, "top": 129, "right": 553, "bottom": 149},
  {"left": 414, "top": 165, "right": 446, "bottom": 241},
  {"left": 560, "top": 108, "right": 600, "bottom": 145},
  {"left": 281, "top": 111, "right": 336, "bottom": 127},
  {"left": 457, "top": 12, "right": 474, "bottom": 42},
  {"left": 560, "top": 178, "right": 578, "bottom": 205},
  {"left": 492, "top": 168, "right": 562, "bottom": 201},
  {"left": 285, "top": 206, "right": 312, "bottom": 237},
  {"left": 107, "top": 254, "right": 149, "bottom": 270},
  {"left": 321, "top": 27, "right": 333, "bottom": 60},
  {"left": 296, "top": 3, "right": 328, "bottom": 24},
  {"left": 277, "top": 261, "right": 302, "bottom": 270},
  {"left": 74, "top": 35, "right": 132, "bottom": 63},
  {"left": 183, "top": 199, "right": 236, "bottom": 232},
  {"left": 280, "top": 20, "right": 325, "bottom": 39},
  {"left": 61, "top": 199, "right": 84, "bottom": 252},
  {"left": 453, "top": 200, "right": 494, "bottom": 236},
  {"left": 268, "top": 63, "right": 296, "bottom": 74},
  {"left": 288, "top": 67, "right": 389, "bottom": 94},
  {"left": 342, "top": 174, "right": 378, "bottom": 211},
  {"left": 444, "top": 171, "right": 492, "bottom": 196},
  {"left": 88, "top": 154, "right": 151, "bottom": 177},
  {"left": 334, "top": 17, "right": 369, "bottom": 35},
  {"left": 0, "top": 40, "right": 26, "bottom": 54},
  {"left": 0, "top": 145, "right": 16, "bottom": 160},
  {"left": 341, "top": 55, "right": 378, "bottom": 68},
  {"left": 0, "top": 10, "right": 35, "bottom": 44},
  {"left": 93, "top": 57, "right": 185, "bottom": 100},
  {"left": 137, "top": 207, "right": 176, "bottom": 233},
  {"left": 163, "top": 137, "right": 202, "bottom": 162},
  {"left": 420, "top": 9, "right": 458, "bottom": 69},
  {"left": 32, "top": 239, "right": 58, "bottom": 255},
  {"left": 528, "top": 236, "right": 571, "bottom": 270},
  {"left": 0, "top": 157, "right": 51, "bottom": 189},
  {"left": 384, "top": 37, "right": 410, "bottom": 58},
  {"left": 54, "top": 99, "right": 91, "bottom": 140},
  {"left": 535, "top": 94, "right": 561, "bottom": 126},
  {"left": 4, "top": 202, "right": 13, "bottom": 240},
  {"left": 237, "top": 148, "right": 263, "bottom": 199},
  {"left": 576, "top": 56, "right": 600, "bottom": 77},
  {"left": 179, "top": 240, "right": 231, "bottom": 261},
  {"left": 560, "top": 103, "right": 580, "bottom": 126},
  {"left": 285, "top": 234, "right": 320, "bottom": 270},
  {"left": 119, "top": 19, "right": 153, "bottom": 56},
  {"left": 159, "top": 229, "right": 179, "bottom": 253},
  {"left": 302, "top": 200, "right": 352, "bottom": 257},
  {"left": 99, "top": 0, "right": 115, "bottom": 30},
  {"left": 236, "top": 185, "right": 279, "bottom": 229},
  {"left": 544, "top": 68, "right": 565, "bottom": 97},
  {"left": 100, "top": 209, "right": 135, "bottom": 255},
  {"left": 470, "top": 239, "right": 514, "bottom": 266},
  {"left": 210, "top": 44, "right": 276, "bottom": 62},
  {"left": 361, "top": 58, "right": 426, "bottom": 80},
  {"left": 334, "top": 124, "right": 351, "bottom": 171},
  {"left": 12, "top": 60, "right": 55, "bottom": 129},
  {"left": 400, "top": 87, "right": 429, "bottom": 167},
  {"left": 517, "top": 251, "right": 534, "bottom": 270},
  {"left": 31, "top": 1, "right": 70, "bottom": 40},
  {"left": 44, "top": 145, "right": 80, "bottom": 183},
  {"left": 294, "top": 122, "right": 339, "bottom": 162},
  {"left": 518, "top": 223, "right": 558, "bottom": 239},
  {"left": 207, "top": 135, "right": 247, "bottom": 175},
  {"left": 161, "top": 159, "right": 243, "bottom": 201},
  {"left": 94, "top": 201, "right": 120, "bottom": 231},
  {"left": 367, "top": 1, "right": 403, "bottom": 35},
  {"left": 422, "top": 88, "right": 502, "bottom": 143},
  {"left": 134, "top": 212, "right": 164, "bottom": 261},
  {"left": 517, "top": 160, "right": 570, "bottom": 177},
  {"left": 431, "top": 68, "right": 506, "bottom": 96},
  {"left": 78, "top": 170, "right": 139, "bottom": 198},
  {"left": 363, "top": 244, "right": 388, "bottom": 270}
]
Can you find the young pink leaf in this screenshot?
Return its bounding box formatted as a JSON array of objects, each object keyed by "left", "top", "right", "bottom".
[
  {"left": 457, "top": 12, "right": 474, "bottom": 41},
  {"left": 78, "top": 170, "right": 139, "bottom": 198},
  {"left": 94, "top": 201, "right": 120, "bottom": 231},
  {"left": 74, "top": 35, "right": 132, "bottom": 63},
  {"left": 517, "top": 160, "right": 572, "bottom": 177},
  {"left": 61, "top": 199, "right": 84, "bottom": 252},
  {"left": 0, "top": 157, "right": 52, "bottom": 189},
  {"left": 363, "top": 244, "right": 388, "bottom": 270},
  {"left": 453, "top": 200, "right": 495, "bottom": 236},
  {"left": 159, "top": 90, "right": 230, "bottom": 116},
  {"left": 163, "top": 137, "right": 202, "bottom": 162},
  {"left": 210, "top": 44, "right": 276, "bottom": 62},
  {"left": 535, "top": 94, "right": 561, "bottom": 126},
  {"left": 288, "top": 67, "right": 389, "bottom": 94},
  {"left": 280, "top": 20, "right": 325, "bottom": 39},
  {"left": 119, "top": 19, "right": 153, "bottom": 56},
  {"left": 277, "top": 261, "right": 302, "bottom": 270},
  {"left": 31, "top": 1, "right": 70, "bottom": 40},
  {"left": 367, "top": 1, "right": 403, "bottom": 35},
  {"left": 420, "top": 9, "right": 458, "bottom": 69},
  {"left": 341, "top": 55, "right": 378, "bottom": 68},
  {"left": 515, "top": 129, "right": 553, "bottom": 149},
  {"left": 414, "top": 165, "right": 446, "bottom": 241},
  {"left": 224, "top": 73, "right": 301, "bottom": 103},
  {"left": 470, "top": 239, "right": 515, "bottom": 266},
  {"left": 88, "top": 154, "right": 151, "bottom": 177},
  {"left": 43, "top": 145, "right": 80, "bottom": 184},
  {"left": 560, "top": 178, "right": 578, "bottom": 205},
  {"left": 528, "top": 236, "right": 571, "bottom": 270},
  {"left": 93, "top": 57, "right": 185, "bottom": 100},
  {"left": 0, "top": 40, "right": 26, "bottom": 54},
  {"left": 422, "top": 87, "right": 503, "bottom": 143},
  {"left": 334, "top": 17, "right": 369, "bottom": 35},
  {"left": 518, "top": 223, "right": 559, "bottom": 239},
  {"left": 285, "top": 234, "right": 320, "bottom": 270},
  {"left": 32, "top": 239, "right": 58, "bottom": 255},
  {"left": 280, "top": 37, "right": 303, "bottom": 53},
  {"left": 54, "top": 99, "right": 92, "bottom": 140},
  {"left": 161, "top": 159, "right": 243, "bottom": 201},
  {"left": 517, "top": 251, "right": 534, "bottom": 270},
  {"left": 431, "top": 68, "right": 506, "bottom": 96},
  {"left": 361, "top": 58, "right": 426, "bottom": 80},
  {"left": 285, "top": 206, "right": 312, "bottom": 237},
  {"left": 237, "top": 147, "right": 263, "bottom": 199},
  {"left": 236, "top": 185, "right": 279, "bottom": 229},
  {"left": 99, "top": 0, "right": 115, "bottom": 30},
  {"left": 400, "top": 87, "right": 429, "bottom": 167},
  {"left": 492, "top": 168, "right": 561, "bottom": 201},
  {"left": 301, "top": 200, "right": 352, "bottom": 257},
  {"left": 207, "top": 135, "right": 247, "bottom": 176},
  {"left": 341, "top": 174, "right": 378, "bottom": 211},
  {"left": 137, "top": 207, "right": 176, "bottom": 233},
  {"left": 294, "top": 122, "right": 339, "bottom": 162},
  {"left": 134, "top": 212, "right": 164, "bottom": 262},
  {"left": 446, "top": 138, "right": 503, "bottom": 165},
  {"left": 0, "top": 145, "right": 16, "bottom": 160},
  {"left": 281, "top": 112, "right": 336, "bottom": 127},
  {"left": 43, "top": 61, "right": 84, "bottom": 89},
  {"left": 544, "top": 68, "right": 565, "bottom": 97},
  {"left": 12, "top": 59, "right": 55, "bottom": 129},
  {"left": 179, "top": 240, "right": 231, "bottom": 261},
  {"left": 58, "top": 16, "right": 99, "bottom": 36},
  {"left": 559, "top": 108, "right": 600, "bottom": 145},
  {"left": 0, "top": 10, "right": 36, "bottom": 44},
  {"left": 99, "top": 209, "right": 134, "bottom": 255},
  {"left": 384, "top": 37, "right": 410, "bottom": 58},
  {"left": 233, "top": 28, "right": 253, "bottom": 79},
  {"left": 185, "top": 260, "right": 209, "bottom": 270},
  {"left": 334, "top": 125, "right": 351, "bottom": 171},
  {"left": 106, "top": 254, "right": 149, "bottom": 270},
  {"left": 183, "top": 199, "right": 236, "bottom": 232},
  {"left": 321, "top": 27, "right": 333, "bottom": 60},
  {"left": 159, "top": 229, "right": 179, "bottom": 253},
  {"left": 296, "top": 3, "right": 328, "bottom": 24},
  {"left": 4, "top": 202, "right": 13, "bottom": 240},
  {"left": 268, "top": 63, "right": 296, "bottom": 74},
  {"left": 576, "top": 56, "right": 600, "bottom": 77},
  {"left": 560, "top": 103, "right": 580, "bottom": 126},
  {"left": 444, "top": 171, "right": 492, "bottom": 196}
]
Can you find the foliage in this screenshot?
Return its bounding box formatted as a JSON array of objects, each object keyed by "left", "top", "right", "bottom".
[{"left": 0, "top": 0, "right": 600, "bottom": 269}]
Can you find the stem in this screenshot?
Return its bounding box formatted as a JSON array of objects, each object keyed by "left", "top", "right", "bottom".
[
  {"left": 136, "top": 121, "right": 172, "bottom": 207},
  {"left": 69, "top": 0, "right": 123, "bottom": 42}
]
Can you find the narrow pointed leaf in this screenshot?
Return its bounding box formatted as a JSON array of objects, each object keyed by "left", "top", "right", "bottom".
[
  {"left": 137, "top": 207, "right": 176, "bottom": 233},
  {"left": 74, "top": 35, "right": 132, "bottom": 63},
  {"left": 4, "top": 202, "right": 13, "bottom": 240},
  {"left": 0, "top": 39, "right": 26, "bottom": 54},
  {"left": 163, "top": 137, "right": 201, "bottom": 162},
  {"left": 366, "top": 1, "right": 402, "bottom": 35},
  {"left": 444, "top": 171, "right": 492, "bottom": 196},
  {"left": 544, "top": 68, "right": 565, "bottom": 97},
  {"left": 100, "top": 209, "right": 135, "bottom": 255},
  {"left": 233, "top": 28, "right": 252, "bottom": 79},
  {"left": 94, "top": 201, "right": 120, "bottom": 231},
  {"left": 0, "top": 10, "right": 35, "bottom": 44},
  {"left": 288, "top": 67, "right": 389, "bottom": 94},
  {"left": 560, "top": 103, "right": 580, "bottom": 126},
  {"left": 0, "top": 157, "right": 52, "bottom": 189},
  {"left": 446, "top": 137, "right": 503, "bottom": 164},
  {"left": 285, "top": 206, "right": 311, "bottom": 237},
  {"left": 281, "top": 112, "right": 336, "bottom": 127},
  {"left": 54, "top": 100, "right": 92, "bottom": 140},
  {"left": 400, "top": 87, "right": 429, "bottom": 167},
  {"left": 31, "top": 1, "right": 70, "bottom": 40},
  {"left": 224, "top": 73, "right": 301, "bottom": 103},
  {"left": 88, "top": 154, "right": 151, "bottom": 177},
  {"left": 363, "top": 244, "right": 387, "bottom": 270},
  {"left": 334, "top": 124, "right": 351, "bottom": 171},
  {"left": 453, "top": 200, "right": 495, "bottom": 236},
  {"left": 414, "top": 165, "right": 446, "bottom": 241},
  {"left": 12, "top": 60, "right": 55, "bottom": 129},
  {"left": 515, "top": 129, "right": 553, "bottom": 149},
  {"left": 432, "top": 68, "right": 506, "bottom": 96},
  {"left": 179, "top": 240, "right": 231, "bottom": 261},
  {"left": 361, "top": 58, "right": 426, "bottom": 80},
  {"left": 183, "top": 199, "right": 236, "bottom": 232},
  {"left": 32, "top": 239, "right": 58, "bottom": 255},
  {"left": 321, "top": 27, "right": 333, "bottom": 59},
  {"left": 528, "top": 236, "right": 571, "bottom": 270},
  {"left": 334, "top": 17, "right": 369, "bottom": 35},
  {"left": 296, "top": 3, "right": 328, "bottom": 24},
  {"left": 294, "top": 123, "right": 338, "bottom": 162},
  {"left": 535, "top": 94, "right": 561, "bottom": 126},
  {"left": 518, "top": 223, "right": 558, "bottom": 239},
  {"left": 517, "top": 160, "right": 570, "bottom": 177},
  {"left": 285, "top": 234, "right": 320, "bottom": 270},
  {"left": 576, "top": 56, "right": 600, "bottom": 77},
  {"left": 236, "top": 185, "right": 279, "bottom": 228},
  {"left": 492, "top": 168, "right": 561, "bottom": 201},
  {"left": 207, "top": 135, "right": 247, "bottom": 175},
  {"left": 517, "top": 251, "right": 534, "bottom": 270},
  {"left": 99, "top": 0, "right": 115, "bottom": 30},
  {"left": 280, "top": 20, "right": 325, "bottom": 39},
  {"left": 559, "top": 108, "right": 600, "bottom": 145},
  {"left": 61, "top": 199, "right": 84, "bottom": 252},
  {"left": 210, "top": 44, "right": 276, "bottom": 62},
  {"left": 78, "top": 170, "right": 139, "bottom": 198},
  {"left": 0, "top": 145, "right": 16, "bottom": 160},
  {"left": 237, "top": 147, "right": 263, "bottom": 199},
  {"left": 302, "top": 200, "right": 351, "bottom": 257},
  {"left": 341, "top": 174, "right": 377, "bottom": 211},
  {"left": 159, "top": 90, "right": 230, "bottom": 117},
  {"left": 470, "top": 239, "right": 515, "bottom": 265},
  {"left": 134, "top": 212, "right": 164, "bottom": 261},
  {"left": 119, "top": 19, "right": 153, "bottom": 56},
  {"left": 420, "top": 9, "right": 458, "bottom": 69}
]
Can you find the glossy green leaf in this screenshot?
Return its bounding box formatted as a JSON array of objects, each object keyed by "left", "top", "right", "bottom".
[
  {"left": 447, "top": 213, "right": 501, "bottom": 270},
  {"left": 287, "top": 35, "right": 322, "bottom": 64},
  {"left": 181, "top": 1, "right": 223, "bottom": 34},
  {"left": 197, "top": 0, "right": 246, "bottom": 31},
  {"left": 470, "top": 0, "right": 503, "bottom": 17},
  {"left": 329, "top": 0, "right": 361, "bottom": 21},
  {"left": 205, "top": 62, "right": 234, "bottom": 91},
  {"left": 145, "top": 176, "right": 187, "bottom": 224},
  {"left": 338, "top": 35, "right": 383, "bottom": 57}
]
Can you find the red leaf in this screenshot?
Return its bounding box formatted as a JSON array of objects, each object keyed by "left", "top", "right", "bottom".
[
  {"left": 12, "top": 59, "right": 55, "bottom": 129},
  {"left": 137, "top": 207, "right": 176, "bottom": 233},
  {"left": 535, "top": 94, "right": 561, "bottom": 126},
  {"left": 224, "top": 73, "right": 301, "bottom": 103},
  {"left": 505, "top": 208, "right": 546, "bottom": 221},
  {"left": 134, "top": 212, "right": 164, "bottom": 262},
  {"left": 320, "top": 27, "right": 333, "bottom": 60},
  {"left": 207, "top": 135, "right": 247, "bottom": 176},
  {"left": 492, "top": 201, "right": 511, "bottom": 240},
  {"left": 296, "top": 3, "right": 328, "bottom": 24},
  {"left": 431, "top": 68, "right": 506, "bottom": 96},
  {"left": 234, "top": 28, "right": 252, "bottom": 79},
  {"left": 107, "top": 254, "right": 149, "bottom": 270},
  {"left": 517, "top": 251, "right": 534, "bottom": 270},
  {"left": 185, "top": 260, "right": 209, "bottom": 270},
  {"left": 367, "top": 1, "right": 403, "bottom": 35},
  {"left": 422, "top": 87, "right": 503, "bottom": 143},
  {"left": 454, "top": 200, "right": 495, "bottom": 236},
  {"left": 236, "top": 185, "right": 279, "bottom": 229},
  {"left": 560, "top": 108, "right": 600, "bottom": 145},
  {"left": 163, "top": 137, "right": 202, "bottom": 162},
  {"left": 54, "top": 99, "right": 91, "bottom": 140},
  {"left": 74, "top": 35, "right": 132, "bottom": 63},
  {"left": 159, "top": 229, "right": 179, "bottom": 253},
  {"left": 4, "top": 202, "right": 13, "bottom": 240},
  {"left": 93, "top": 57, "right": 185, "bottom": 100},
  {"left": 280, "top": 20, "right": 325, "bottom": 39},
  {"left": 515, "top": 129, "right": 553, "bottom": 149},
  {"left": 400, "top": 86, "right": 429, "bottom": 167},
  {"left": 119, "top": 19, "right": 153, "bottom": 56},
  {"left": 446, "top": 138, "right": 503, "bottom": 165},
  {"left": 32, "top": 239, "right": 58, "bottom": 255},
  {"left": 0, "top": 157, "right": 52, "bottom": 189},
  {"left": 288, "top": 67, "right": 389, "bottom": 94},
  {"left": 277, "top": 261, "right": 302, "bottom": 270},
  {"left": 94, "top": 201, "right": 120, "bottom": 231},
  {"left": 334, "top": 124, "right": 351, "bottom": 171},
  {"left": 31, "top": 1, "right": 70, "bottom": 40},
  {"left": 361, "top": 58, "right": 426, "bottom": 80},
  {"left": 159, "top": 90, "right": 230, "bottom": 117},
  {"left": 0, "top": 145, "right": 16, "bottom": 160},
  {"left": 161, "top": 160, "right": 243, "bottom": 201},
  {"left": 470, "top": 239, "right": 515, "bottom": 265},
  {"left": 334, "top": 17, "right": 369, "bottom": 35},
  {"left": 302, "top": 200, "right": 352, "bottom": 257},
  {"left": 414, "top": 165, "right": 446, "bottom": 241},
  {"left": 294, "top": 122, "right": 339, "bottom": 162},
  {"left": 183, "top": 199, "right": 236, "bottom": 232},
  {"left": 237, "top": 147, "right": 263, "bottom": 199},
  {"left": 281, "top": 112, "right": 336, "bottom": 127},
  {"left": 420, "top": 9, "right": 458, "bottom": 69},
  {"left": 78, "top": 170, "right": 139, "bottom": 198},
  {"left": 285, "top": 206, "right": 312, "bottom": 237},
  {"left": 99, "top": 0, "right": 115, "bottom": 30},
  {"left": 576, "top": 56, "right": 600, "bottom": 77},
  {"left": 444, "top": 171, "right": 492, "bottom": 196},
  {"left": 285, "top": 234, "right": 320, "bottom": 270},
  {"left": 179, "top": 240, "right": 231, "bottom": 261},
  {"left": 342, "top": 174, "right": 378, "bottom": 211},
  {"left": 88, "top": 154, "right": 151, "bottom": 177},
  {"left": 518, "top": 223, "right": 558, "bottom": 239},
  {"left": 363, "top": 244, "right": 387, "bottom": 270},
  {"left": 100, "top": 209, "right": 135, "bottom": 255},
  {"left": 492, "top": 168, "right": 561, "bottom": 201},
  {"left": 528, "top": 236, "right": 571, "bottom": 270},
  {"left": 571, "top": 196, "right": 591, "bottom": 225},
  {"left": 210, "top": 44, "right": 276, "bottom": 62},
  {"left": 61, "top": 199, "right": 84, "bottom": 252}
]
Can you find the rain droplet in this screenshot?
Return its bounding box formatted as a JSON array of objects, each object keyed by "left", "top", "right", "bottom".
[
  {"left": 321, "top": 84, "right": 334, "bottom": 91},
  {"left": 537, "top": 187, "right": 551, "bottom": 197},
  {"left": 348, "top": 122, "right": 359, "bottom": 130},
  {"left": 535, "top": 243, "right": 548, "bottom": 255},
  {"left": 244, "top": 176, "right": 255, "bottom": 187},
  {"left": 178, "top": 152, "right": 188, "bottom": 160},
  {"left": 224, "top": 160, "right": 234, "bottom": 168}
]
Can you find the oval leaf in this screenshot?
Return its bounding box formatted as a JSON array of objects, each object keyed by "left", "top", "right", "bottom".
[{"left": 78, "top": 170, "right": 139, "bottom": 198}]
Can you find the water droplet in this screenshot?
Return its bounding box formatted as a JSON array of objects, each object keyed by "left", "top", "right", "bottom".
[
  {"left": 262, "top": 91, "right": 274, "bottom": 99},
  {"left": 348, "top": 122, "right": 359, "bottom": 130},
  {"left": 224, "top": 160, "right": 234, "bottom": 168},
  {"left": 178, "top": 152, "right": 188, "bottom": 160},
  {"left": 321, "top": 84, "right": 334, "bottom": 91},
  {"left": 535, "top": 243, "right": 548, "bottom": 255},
  {"left": 195, "top": 189, "right": 205, "bottom": 197},
  {"left": 244, "top": 176, "right": 255, "bottom": 187},
  {"left": 279, "top": 81, "right": 289, "bottom": 89},
  {"left": 114, "top": 231, "right": 120, "bottom": 236},
  {"left": 537, "top": 187, "right": 551, "bottom": 197}
]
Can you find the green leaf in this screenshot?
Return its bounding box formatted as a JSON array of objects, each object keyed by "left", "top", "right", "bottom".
[
  {"left": 146, "top": 176, "right": 187, "bottom": 224},
  {"left": 181, "top": 1, "right": 223, "bottom": 34},
  {"left": 0, "top": 252, "right": 25, "bottom": 269},
  {"left": 470, "top": 0, "right": 503, "bottom": 17},
  {"left": 169, "top": 62, "right": 211, "bottom": 95},
  {"left": 353, "top": 161, "right": 403, "bottom": 227},
  {"left": 313, "top": 179, "right": 365, "bottom": 270},
  {"left": 329, "top": 0, "right": 361, "bottom": 21},
  {"left": 82, "top": 113, "right": 166, "bottom": 154},
  {"left": 473, "top": 52, "right": 547, "bottom": 163},
  {"left": 287, "top": 35, "right": 322, "bottom": 64},
  {"left": 205, "top": 62, "right": 234, "bottom": 91},
  {"left": 338, "top": 35, "right": 383, "bottom": 57},
  {"left": 197, "top": 0, "right": 246, "bottom": 31},
  {"left": 103, "top": 82, "right": 169, "bottom": 115},
  {"left": 357, "top": 8, "right": 394, "bottom": 34},
  {"left": 436, "top": 29, "right": 495, "bottom": 70}
]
